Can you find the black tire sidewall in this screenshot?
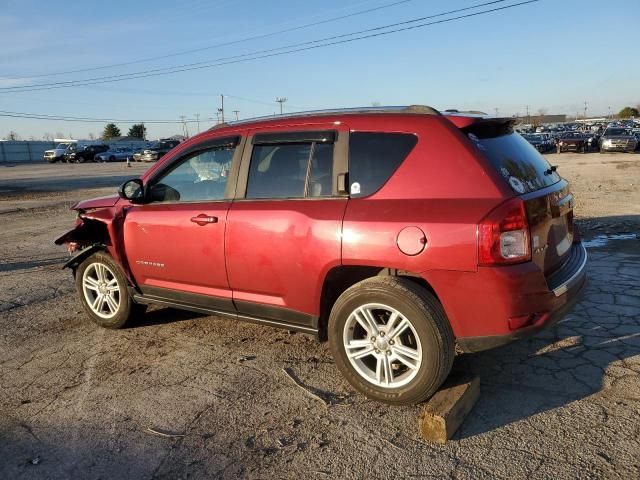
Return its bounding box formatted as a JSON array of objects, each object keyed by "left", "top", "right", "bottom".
[
  {"left": 75, "top": 252, "right": 134, "bottom": 329},
  {"left": 328, "top": 278, "right": 453, "bottom": 405}
]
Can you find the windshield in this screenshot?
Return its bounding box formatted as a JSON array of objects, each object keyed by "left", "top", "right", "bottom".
[
  {"left": 604, "top": 128, "right": 629, "bottom": 136},
  {"left": 55, "top": 143, "right": 72, "bottom": 149},
  {"left": 468, "top": 131, "right": 561, "bottom": 194}
]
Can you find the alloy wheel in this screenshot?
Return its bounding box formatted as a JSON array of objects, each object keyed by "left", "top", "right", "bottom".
[
  {"left": 82, "top": 262, "right": 120, "bottom": 319},
  {"left": 343, "top": 303, "right": 422, "bottom": 388}
]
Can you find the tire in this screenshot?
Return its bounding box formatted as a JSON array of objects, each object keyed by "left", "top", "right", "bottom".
[
  {"left": 328, "top": 276, "right": 454, "bottom": 405},
  {"left": 109, "top": 156, "right": 115, "bottom": 162},
  {"left": 75, "top": 252, "right": 145, "bottom": 329}
]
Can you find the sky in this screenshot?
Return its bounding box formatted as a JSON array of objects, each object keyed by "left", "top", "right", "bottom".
[{"left": 0, "top": 0, "right": 638, "bottom": 140}]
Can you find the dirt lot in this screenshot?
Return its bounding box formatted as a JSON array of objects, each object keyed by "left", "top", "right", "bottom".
[{"left": 1, "top": 154, "right": 639, "bottom": 479}]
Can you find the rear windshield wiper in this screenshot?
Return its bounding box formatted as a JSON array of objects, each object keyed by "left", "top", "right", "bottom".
[{"left": 544, "top": 165, "right": 558, "bottom": 176}]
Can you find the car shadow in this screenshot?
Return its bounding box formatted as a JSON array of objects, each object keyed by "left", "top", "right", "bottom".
[
  {"left": 454, "top": 215, "right": 640, "bottom": 438},
  {"left": 0, "top": 256, "right": 68, "bottom": 273},
  {"left": 130, "top": 306, "right": 207, "bottom": 328}
]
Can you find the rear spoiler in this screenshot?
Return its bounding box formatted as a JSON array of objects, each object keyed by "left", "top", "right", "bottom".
[{"left": 445, "top": 116, "right": 517, "bottom": 138}]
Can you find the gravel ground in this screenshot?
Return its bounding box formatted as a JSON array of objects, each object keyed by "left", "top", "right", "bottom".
[{"left": 0, "top": 154, "right": 639, "bottom": 479}]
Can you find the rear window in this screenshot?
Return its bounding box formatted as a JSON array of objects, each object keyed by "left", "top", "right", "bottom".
[
  {"left": 349, "top": 132, "right": 417, "bottom": 197},
  {"left": 467, "top": 128, "right": 560, "bottom": 194}
]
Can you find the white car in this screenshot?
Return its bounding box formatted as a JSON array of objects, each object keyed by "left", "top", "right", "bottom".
[{"left": 43, "top": 142, "right": 74, "bottom": 163}]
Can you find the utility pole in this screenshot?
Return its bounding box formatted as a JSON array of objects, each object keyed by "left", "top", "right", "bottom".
[
  {"left": 525, "top": 105, "right": 530, "bottom": 124},
  {"left": 583, "top": 101, "right": 588, "bottom": 120},
  {"left": 180, "top": 115, "right": 189, "bottom": 138},
  {"left": 194, "top": 113, "right": 200, "bottom": 133},
  {"left": 233, "top": 110, "right": 240, "bottom": 121},
  {"left": 218, "top": 94, "right": 225, "bottom": 123},
  {"left": 494, "top": 107, "right": 499, "bottom": 117},
  {"left": 608, "top": 106, "right": 611, "bottom": 119},
  {"left": 276, "top": 97, "right": 287, "bottom": 115}
]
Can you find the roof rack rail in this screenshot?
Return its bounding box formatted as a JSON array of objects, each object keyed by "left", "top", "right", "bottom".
[{"left": 208, "top": 105, "right": 441, "bottom": 130}]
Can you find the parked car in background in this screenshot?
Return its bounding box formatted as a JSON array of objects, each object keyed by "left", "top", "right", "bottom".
[
  {"left": 582, "top": 131, "right": 601, "bottom": 151},
  {"left": 523, "top": 133, "right": 552, "bottom": 152},
  {"left": 65, "top": 144, "right": 109, "bottom": 163},
  {"left": 556, "top": 132, "right": 588, "bottom": 153},
  {"left": 631, "top": 129, "right": 640, "bottom": 150},
  {"left": 95, "top": 147, "right": 134, "bottom": 162},
  {"left": 43, "top": 142, "right": 74, "bottom": 163},
  {"left": 132, "top": 148, "right": 145, "bottom": 162},
  {"left": 599, "top": 128, "right": 638, "bottom": 153},
  {"left": 140, "top": 139, "right": 181, "bottom": 162},
  {"left": 55, "top": 106, "right": 586, "bottom": 405}
]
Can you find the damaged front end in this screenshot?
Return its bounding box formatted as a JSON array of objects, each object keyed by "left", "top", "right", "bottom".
[{"left": 54, "top": 195, "right": 127, "bottom": 272}]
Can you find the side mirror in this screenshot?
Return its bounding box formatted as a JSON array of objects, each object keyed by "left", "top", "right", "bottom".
[{"left": 118, "top": 178, "right": 144, "bottom": 203}]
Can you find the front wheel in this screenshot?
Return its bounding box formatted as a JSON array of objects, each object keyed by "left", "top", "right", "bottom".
[
  {"left": 75, "top": 252, "right": 145, "bottom": 329},
  {"left": 328, "top": 277, "right": 454, "bottom": 405}
]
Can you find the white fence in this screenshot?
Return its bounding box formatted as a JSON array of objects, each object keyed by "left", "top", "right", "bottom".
[
  {"left": 0, "top": 140, "right": 154, "bottom": 163},
  {"left": 0, "top": 141, "right": 55, "bottom": 163}
]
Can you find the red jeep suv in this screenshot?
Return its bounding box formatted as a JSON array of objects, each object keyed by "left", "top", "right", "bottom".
[{"left": 56, "top": 106, "right": 587, "bottom": 405}]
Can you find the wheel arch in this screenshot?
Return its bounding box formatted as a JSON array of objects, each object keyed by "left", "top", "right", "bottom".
[{"left": 317, "top": 265, "right": 442, "bottom": 341}]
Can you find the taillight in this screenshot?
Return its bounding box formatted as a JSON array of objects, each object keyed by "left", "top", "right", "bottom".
[{"left": 478, "top": 198, "right": 531, "bottom": 266}]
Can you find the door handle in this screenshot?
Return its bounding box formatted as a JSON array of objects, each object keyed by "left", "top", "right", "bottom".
[{"left": 190, "top": 214, "right": 218, "bottom": 226}]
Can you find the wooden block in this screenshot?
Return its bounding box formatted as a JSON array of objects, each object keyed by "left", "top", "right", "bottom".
[{"left": 417, "top": 373, "right": 480, "bottom": 443}]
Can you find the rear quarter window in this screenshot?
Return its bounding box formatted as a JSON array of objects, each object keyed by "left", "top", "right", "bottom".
[
  {"left": 468, "top": 130, "right": 560, "bottom": 194},
  {"left": 349, "top": 132, "right": 417, "bottom": 197}
]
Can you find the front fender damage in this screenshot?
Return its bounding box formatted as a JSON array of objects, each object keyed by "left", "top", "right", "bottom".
[
  {"left": 62, "top": 244, "right": 106, "bottom": 270},
  {"left": 54, "top": 205, "right": 135, "bottom": 286}
]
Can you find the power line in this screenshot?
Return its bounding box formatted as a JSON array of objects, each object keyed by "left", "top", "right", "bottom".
[
  {"left": 0, "top": 1, "right": 536, "bottom": 93},
  {"left": 4, "top": 0, "right": 416, "bottom": 80},
  {"left": 1, "top": 0, "right": 510, "bottom": 91},
  {"left": 0, "top": 110, "right": 200, "bottom": 124}
]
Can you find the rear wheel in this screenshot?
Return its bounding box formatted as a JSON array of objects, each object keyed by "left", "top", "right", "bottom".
[
  {"left": 75, "top": 252, "right": 145, "bottom": 329},
  {"left": 328, "top": 277, "right": 454, "bottom": 405}
]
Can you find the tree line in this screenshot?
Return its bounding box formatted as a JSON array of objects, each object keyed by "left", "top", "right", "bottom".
[{"left": 102, "top": 123, "right": 146, "bottom": 140}]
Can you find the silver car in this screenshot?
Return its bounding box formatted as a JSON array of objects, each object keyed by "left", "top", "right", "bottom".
[
  {"left": 95, "top": 147, "right": 134, "bottom": 162},
  {"left": 599, "top": 128, "right": 637, "bottom": 153}
]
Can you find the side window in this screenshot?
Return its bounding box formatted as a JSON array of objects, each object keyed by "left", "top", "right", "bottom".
[
  {"left": 349, "top": 132, "right": 417, "bottom": 197},
  {"left": 150, "top": 144, "right": 235, "bottom": 202},
  {"left": 246, "top": 141, "right": 334, "bottom": 199}
]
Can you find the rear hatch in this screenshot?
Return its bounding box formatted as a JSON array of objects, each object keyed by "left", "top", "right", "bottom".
[{"left": 462, "top": 119, "right": 574, "bottom": 276}]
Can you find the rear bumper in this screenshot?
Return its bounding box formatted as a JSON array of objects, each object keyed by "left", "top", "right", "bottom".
[{"left": 454, "top": 243, "right": 588, "bottom": 353}]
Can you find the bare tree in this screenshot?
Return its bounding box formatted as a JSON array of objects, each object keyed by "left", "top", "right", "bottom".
[
  {"left": 6, "top": 131, "right": 20, "bottom": 140},
  {"left": 43, "top": 132, "right": 52, "bottom": 141},
  {"left": 88, "top": 132, "right": 96, "bottom": 140}
]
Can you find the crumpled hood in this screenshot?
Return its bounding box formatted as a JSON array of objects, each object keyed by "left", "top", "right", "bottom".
[{"left": 72, "top": 194, "right": 120, "bottom": 211}]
